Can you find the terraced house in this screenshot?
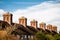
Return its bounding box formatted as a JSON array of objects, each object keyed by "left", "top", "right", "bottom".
[{"left": 0, "top": 12, "right": 57, "bottom": 40}]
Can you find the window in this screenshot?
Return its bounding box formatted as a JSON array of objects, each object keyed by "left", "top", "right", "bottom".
[
  {"left": 17, "top": 35, "right": 20, "bottom": 39},
  {"left": 21, "top": 35, "right": 23, "bottom": 40},
  {"left": 31, "top": 35, "right": 33, "bottom": 39},
  {"left": 7, "top": 17, "right": 9, "bottom": 21},
  {"left": 25, "top": 35, "right": 27, "bottom": 38},
  {"left": 28, "top": 35, "right": 30, "bottom": 38}
]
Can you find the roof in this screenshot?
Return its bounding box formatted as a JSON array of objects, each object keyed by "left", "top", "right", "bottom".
[
  {"left": 27, "top": 26, "right": 38, "bottom": 33},
  {"left": 45, "top": 29, "right": 52, "bottom": 34},
  {"left": 11, "top": 24, "right": 37, "bottom": 35},
  {"left": 11, "top": 24, "right": 57, "bottom": 35},
  {"left": 0, "top": 20, "right": 57, "bottom": 35},
  {"left": 0, "top": 20, "right": 10, "bottom": 27},
  {"left": 51, "top": 30, "right": 57, "bottom": 34},
  {"left": 37, "top": 28, "right": 45, "bottom": 32},
  {"left": 11, "top": 23, "right": 39, "bottom": 35}
]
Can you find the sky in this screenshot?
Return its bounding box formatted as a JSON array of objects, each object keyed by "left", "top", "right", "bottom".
[{"left": 0, "top": 0, "right": 60, "bottom": 32}]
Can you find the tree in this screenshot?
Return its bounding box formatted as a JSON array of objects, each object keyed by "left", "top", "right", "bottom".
[
  {"left": 54, "top": 34, "right": 60, "bottom": 40},
  {"left": 35, "top": 31, "right": 46, "bottom": 40},
  {"left": 45, "top": 34, "right": 55, "bottom": 40},
  {"left": 35, "top": 30, "right": 55, "bottom": 40}
]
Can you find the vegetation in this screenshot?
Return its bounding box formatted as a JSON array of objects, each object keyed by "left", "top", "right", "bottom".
[
  {"left": 35, "top": 31, "right": 46, "bottom": 40},
  {"left": 0, "top": 24, "right": 19, "bottom": 40},
  {"left": 0, "top": 30, "right": 19, "bottom": 40},
  {"left": 35, "top": 31, "right": 60, "bottom": 40}
]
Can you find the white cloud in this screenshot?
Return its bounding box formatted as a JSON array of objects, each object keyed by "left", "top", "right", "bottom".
[
  {"left": 0, "top": 9, "right": 5, "bottom": 20},
  {"left": 0, "top": 9, "right": 5, "bottom": 15}
]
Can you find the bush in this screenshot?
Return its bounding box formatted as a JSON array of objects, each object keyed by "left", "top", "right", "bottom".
[{"left": 35, "top": 31, "right": 46, "bottom": 40}]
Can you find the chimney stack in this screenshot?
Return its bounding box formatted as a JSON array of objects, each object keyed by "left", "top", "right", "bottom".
[
  {"left": 3, "top": 12, "right": 13, "bottom": 24},
  {"left": 39, "top": 22, "right": 46, "bottom": 30},
  {"left": 19, "top": 16, "right": 27, "bottom": 27},
  {"left": 30, "top": 19, "right": 38, "bottom": 28},
  {"left": 46, "top": 24, "right": 52, "bottom": 31},
  {"left": 52, "top": 26, "right": 57, "bottom": 32}
]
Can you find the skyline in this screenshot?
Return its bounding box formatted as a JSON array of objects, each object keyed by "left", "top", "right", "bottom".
[{"left": 0, "top": 0, "right": 60, "bottom": 31}]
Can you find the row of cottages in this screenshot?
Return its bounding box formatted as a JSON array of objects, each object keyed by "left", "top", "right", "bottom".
[{"left": 0, "top": 12, "right": 57, "bottom": 40}]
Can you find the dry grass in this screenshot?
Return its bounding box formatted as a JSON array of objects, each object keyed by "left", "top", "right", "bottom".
[{"left": 0, "top": 30, "right": 19, "bottom": 40}]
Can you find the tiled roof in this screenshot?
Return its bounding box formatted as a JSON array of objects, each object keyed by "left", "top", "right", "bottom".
[
  {"left": 0, "top": 20, "right": 57, "bottom": 35},
  {"left": 0, "top": 20, "right": 10, "bottom": 27}
]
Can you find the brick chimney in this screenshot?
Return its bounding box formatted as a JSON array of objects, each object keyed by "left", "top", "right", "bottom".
[
  {"left": 30, "top": 19, "right": 38, "bottom": 28},
  {"left": 39, "top": 22, "right": 46, "bottom": 30},
  {"left": 52, "top": 26, "right": 57, "bottom": 32},
  {"left": 46, "top": 24, "right": 52, "bottom": 31},
  {"left": 3, "top": 12, "right": 13, "bottom": 24},
  {"left": 19, "top": 16, "right": 27, "bottom": 27}
]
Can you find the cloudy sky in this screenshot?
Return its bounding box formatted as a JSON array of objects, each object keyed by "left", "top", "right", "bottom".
[{"left": 0, "top": 0, "right": 60, "bottom": 31}]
